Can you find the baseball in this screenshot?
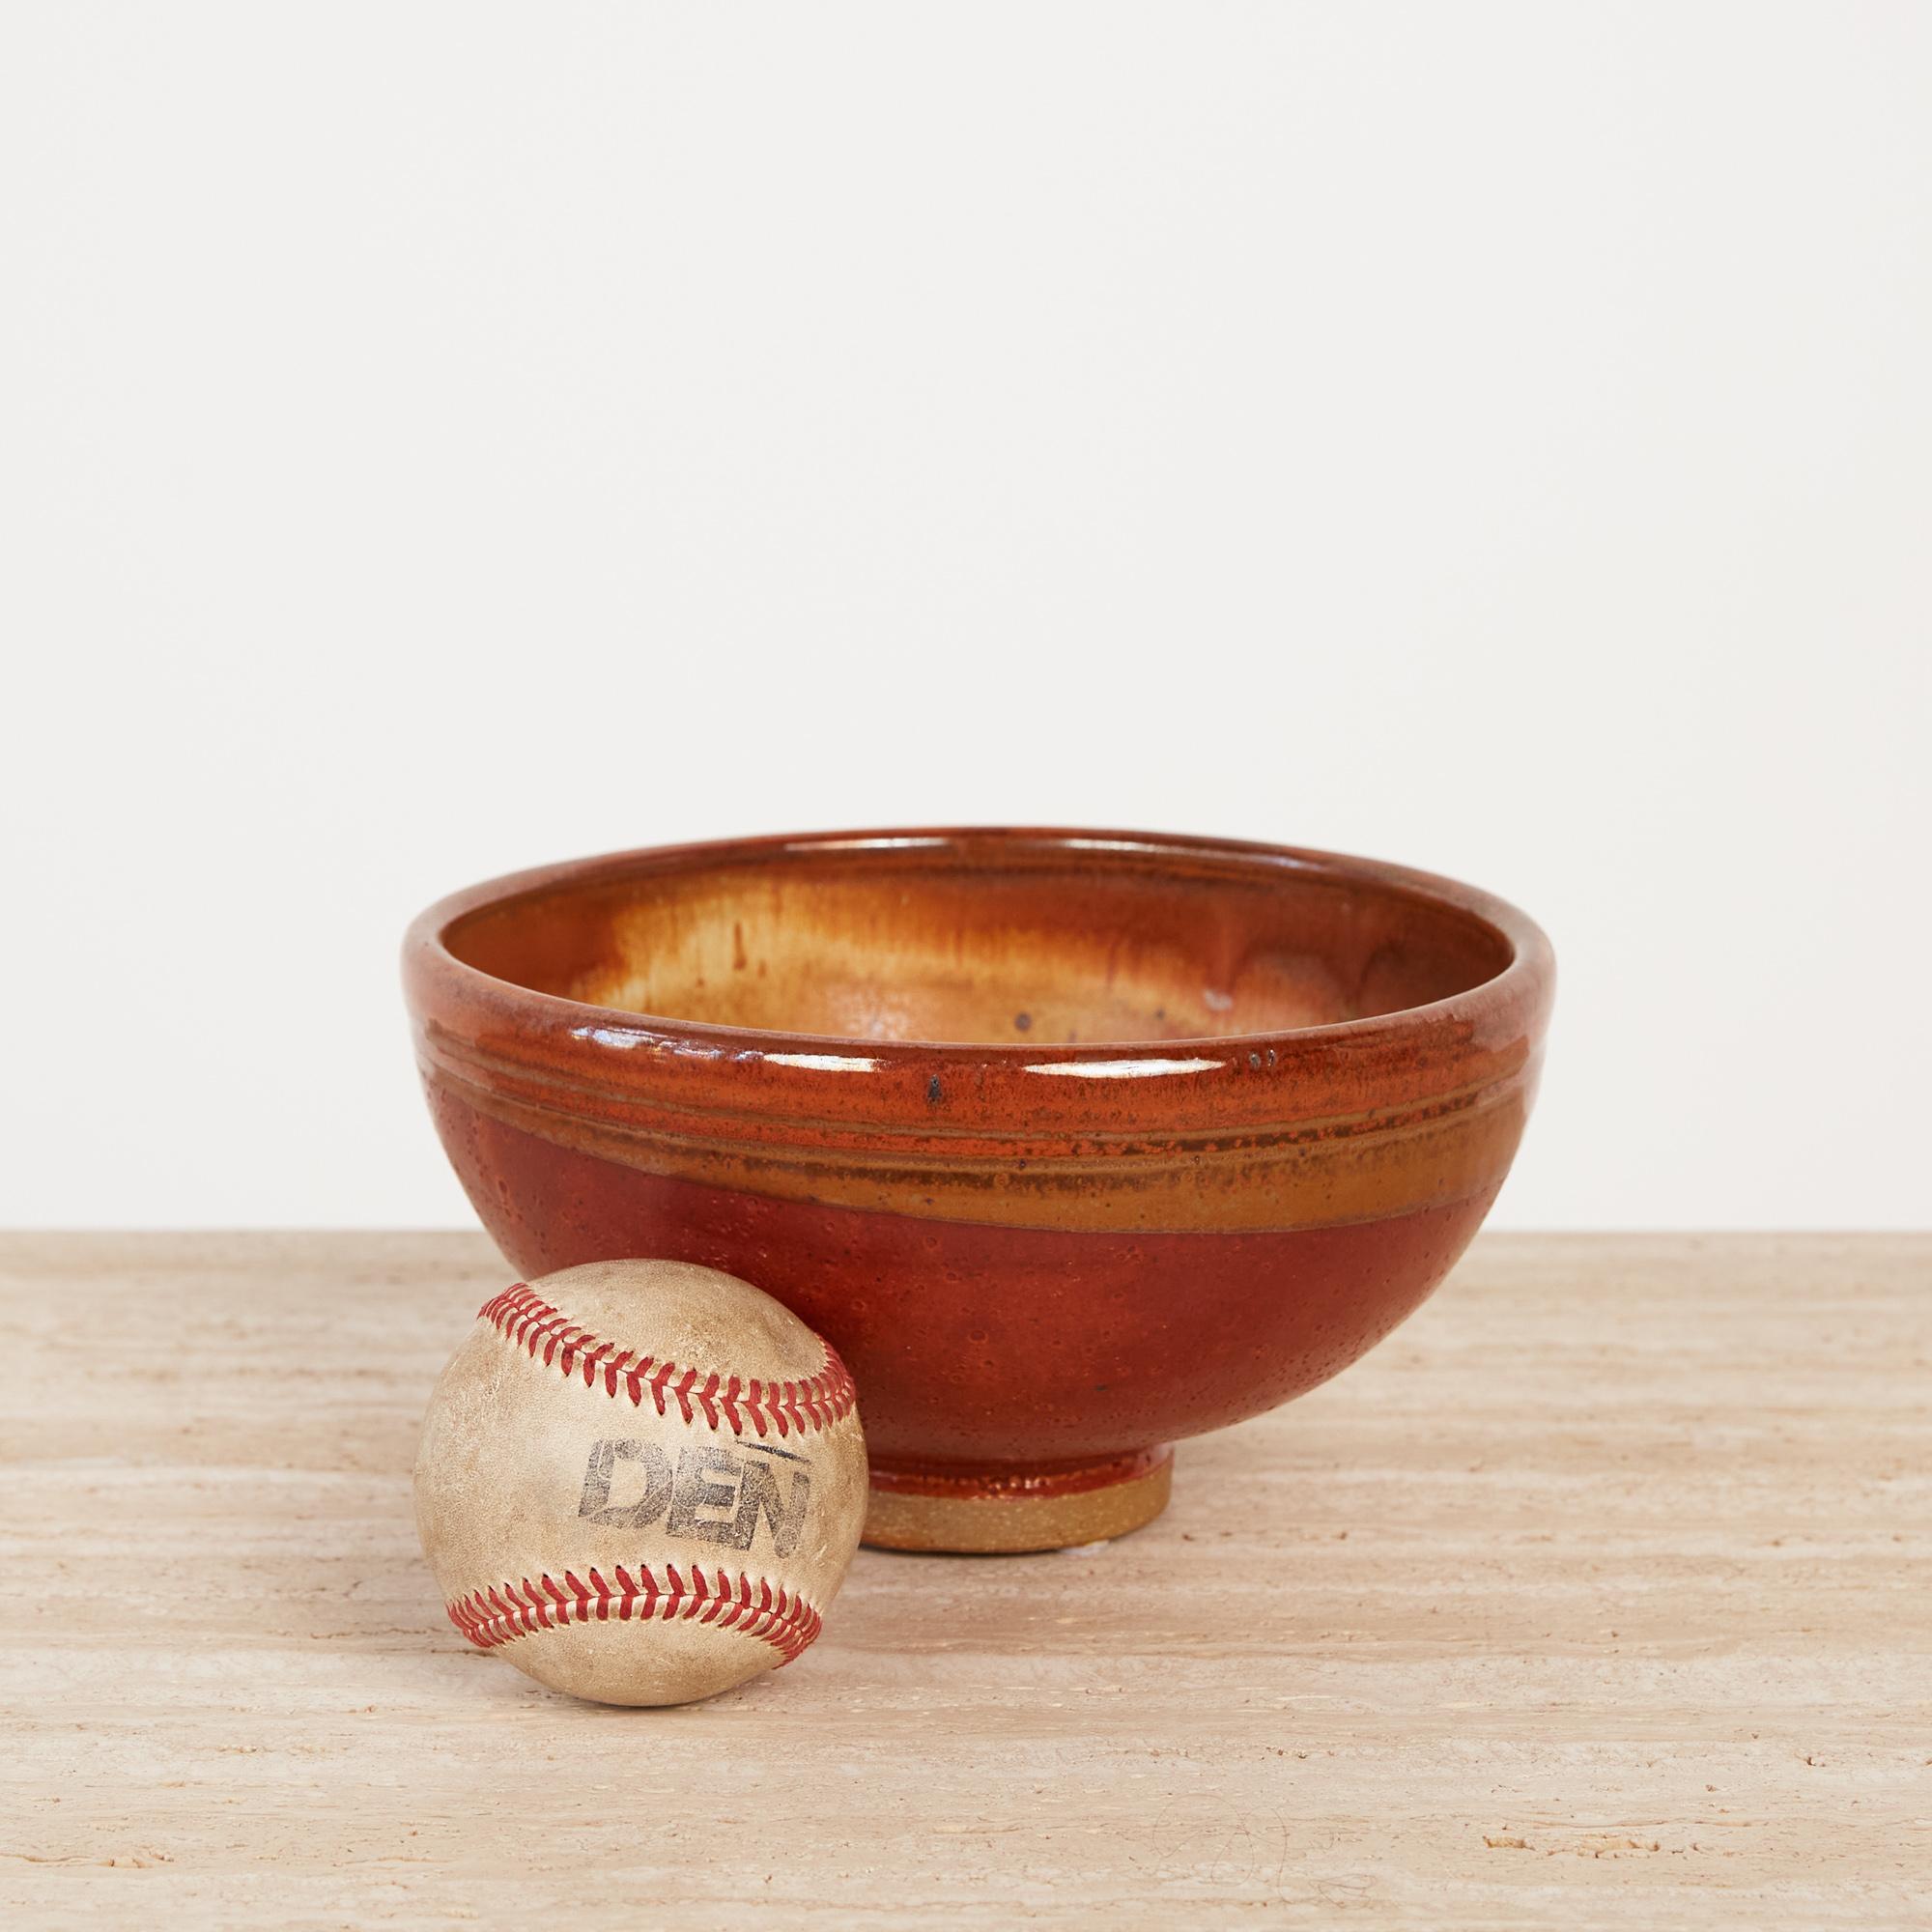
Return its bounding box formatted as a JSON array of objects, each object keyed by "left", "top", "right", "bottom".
[{"left": 414, "top": 1258, "right": 867, "bottom": 1706}]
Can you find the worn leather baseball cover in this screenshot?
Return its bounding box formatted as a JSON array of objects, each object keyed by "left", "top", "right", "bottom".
[{"left": 415, "top": 1259, "right": 867, "bottom": 1705}]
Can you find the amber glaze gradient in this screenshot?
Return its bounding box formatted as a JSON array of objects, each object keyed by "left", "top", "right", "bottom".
[{"left": 404, "top": 831, "right": 1553, "bottom": 1492}]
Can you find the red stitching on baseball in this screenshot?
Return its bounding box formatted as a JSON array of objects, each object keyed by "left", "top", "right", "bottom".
[
  {"left": 475, "top": 1283, "right": 857, "bottom": 1438},
  {"left": 446, "top": 1564, "right": 824, "bottom": 1666}
]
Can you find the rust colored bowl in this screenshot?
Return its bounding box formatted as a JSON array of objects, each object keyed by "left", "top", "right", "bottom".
[{"left": 403, "top": 829, "right": 1552, "bottom": 1552}]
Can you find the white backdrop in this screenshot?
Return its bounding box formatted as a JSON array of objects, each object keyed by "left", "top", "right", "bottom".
[{"left": 3, "top": 5, "right": 1925, "bottom": 1230}]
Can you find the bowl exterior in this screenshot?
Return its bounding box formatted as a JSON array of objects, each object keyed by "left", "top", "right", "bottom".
[{"left": 404, "top": 831, "right": 1553, "bottom": 1479}]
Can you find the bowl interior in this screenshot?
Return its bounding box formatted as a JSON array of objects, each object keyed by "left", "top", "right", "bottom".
[{"left": 443, "top": 838, "right": 1515, "bottom": 1048}]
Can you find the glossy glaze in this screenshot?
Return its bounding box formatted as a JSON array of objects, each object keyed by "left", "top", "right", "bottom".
[{"left": 404, "top": 829, "right": 1554, "bottom": 1549}]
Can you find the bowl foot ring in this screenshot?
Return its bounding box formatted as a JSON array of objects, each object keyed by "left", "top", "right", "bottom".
[{"left": 863, "top": 1446, "right": 1174, "bottom": 1554}]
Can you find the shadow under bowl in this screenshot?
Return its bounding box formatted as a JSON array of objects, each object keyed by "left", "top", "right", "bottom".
[{"left": 403, "top": 827, "right": 1553, "bottom": 1552}]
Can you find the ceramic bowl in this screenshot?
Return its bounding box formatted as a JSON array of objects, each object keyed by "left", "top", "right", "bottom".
[{"left": 403, "top": 828, "right": 1553, "bottom": 1552}]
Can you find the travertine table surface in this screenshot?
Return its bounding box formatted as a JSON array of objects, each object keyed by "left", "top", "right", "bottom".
[{"left": 1, "top": 1233, "right": 1925, "bottom": 1927}]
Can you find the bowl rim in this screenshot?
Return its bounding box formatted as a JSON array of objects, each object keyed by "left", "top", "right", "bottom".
[{"left": 403, "top": 825, "right": 1554, "bottom": 1066}]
